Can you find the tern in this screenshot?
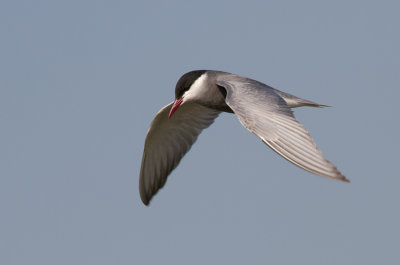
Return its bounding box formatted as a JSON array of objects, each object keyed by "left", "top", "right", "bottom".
[{"left": 139, "top": 70, "right": 348, "bottom": 205}]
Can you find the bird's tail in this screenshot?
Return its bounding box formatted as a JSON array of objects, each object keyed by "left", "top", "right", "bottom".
[{"left": 274, "top": 90, "right": 330, "bottom": 108}]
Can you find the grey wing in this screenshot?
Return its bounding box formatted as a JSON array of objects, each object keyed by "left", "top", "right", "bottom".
[
  {"left": 217, "top": 80, "right": 348, "bottom": 182},
  {"left": 139, "top": 102, "right": 220, "bottom": 205}
]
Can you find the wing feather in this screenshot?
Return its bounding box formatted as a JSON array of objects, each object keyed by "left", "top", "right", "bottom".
[
  {"left": 139, "top": 102, "right": 219, "bottom": 205},
  {"left": 217, "top": 79, "right": 348, "bottom": 182}
]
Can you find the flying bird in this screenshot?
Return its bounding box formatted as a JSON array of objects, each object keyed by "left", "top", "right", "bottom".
[{"left": 139, "top": 70, "right": 348, "bottom": 205}]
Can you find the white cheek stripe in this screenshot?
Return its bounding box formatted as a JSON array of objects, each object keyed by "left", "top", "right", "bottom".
[{"left": 183, "top": 73, "right": 207, "bottom": 102}]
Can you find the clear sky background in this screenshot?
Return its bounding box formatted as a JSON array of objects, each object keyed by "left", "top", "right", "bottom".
[{"left": 1, "top": 1, "right": 399, "bottom": 264}]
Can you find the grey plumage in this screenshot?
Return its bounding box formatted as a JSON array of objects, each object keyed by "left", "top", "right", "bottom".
[
  {"left": 139, "top": 102, "right": 219, "bottom": 205},
  {"left": 139, "top": 70, "right": 348, "bottom": 205}
]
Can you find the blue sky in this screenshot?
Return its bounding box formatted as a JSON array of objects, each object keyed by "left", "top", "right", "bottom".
[{"left": 1, "top": 1, "right": 399, "bottom": 264}]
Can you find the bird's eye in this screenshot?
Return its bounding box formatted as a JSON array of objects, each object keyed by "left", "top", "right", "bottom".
[{"left": 217, "top": 85, "right": 227, "bottom": 98}]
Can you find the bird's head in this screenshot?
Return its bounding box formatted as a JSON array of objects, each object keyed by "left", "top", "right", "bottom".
[{"left": 168, "top": 70, "right": 207, "bottom": 119}]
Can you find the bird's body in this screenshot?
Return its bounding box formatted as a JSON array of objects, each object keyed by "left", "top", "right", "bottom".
[{"left": 140, "top": 70, "right": 348, "bottom": 205}]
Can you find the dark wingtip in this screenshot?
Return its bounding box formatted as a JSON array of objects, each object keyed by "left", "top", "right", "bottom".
[
  {"left": 141, "top": 196, "right": 150, "bottom": 206},
  {"left": 139, "top": 189, "right": 151, "bottom": 206},
  {"left": 338, "top": 175, "right": 350, "bottom": 183}
]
